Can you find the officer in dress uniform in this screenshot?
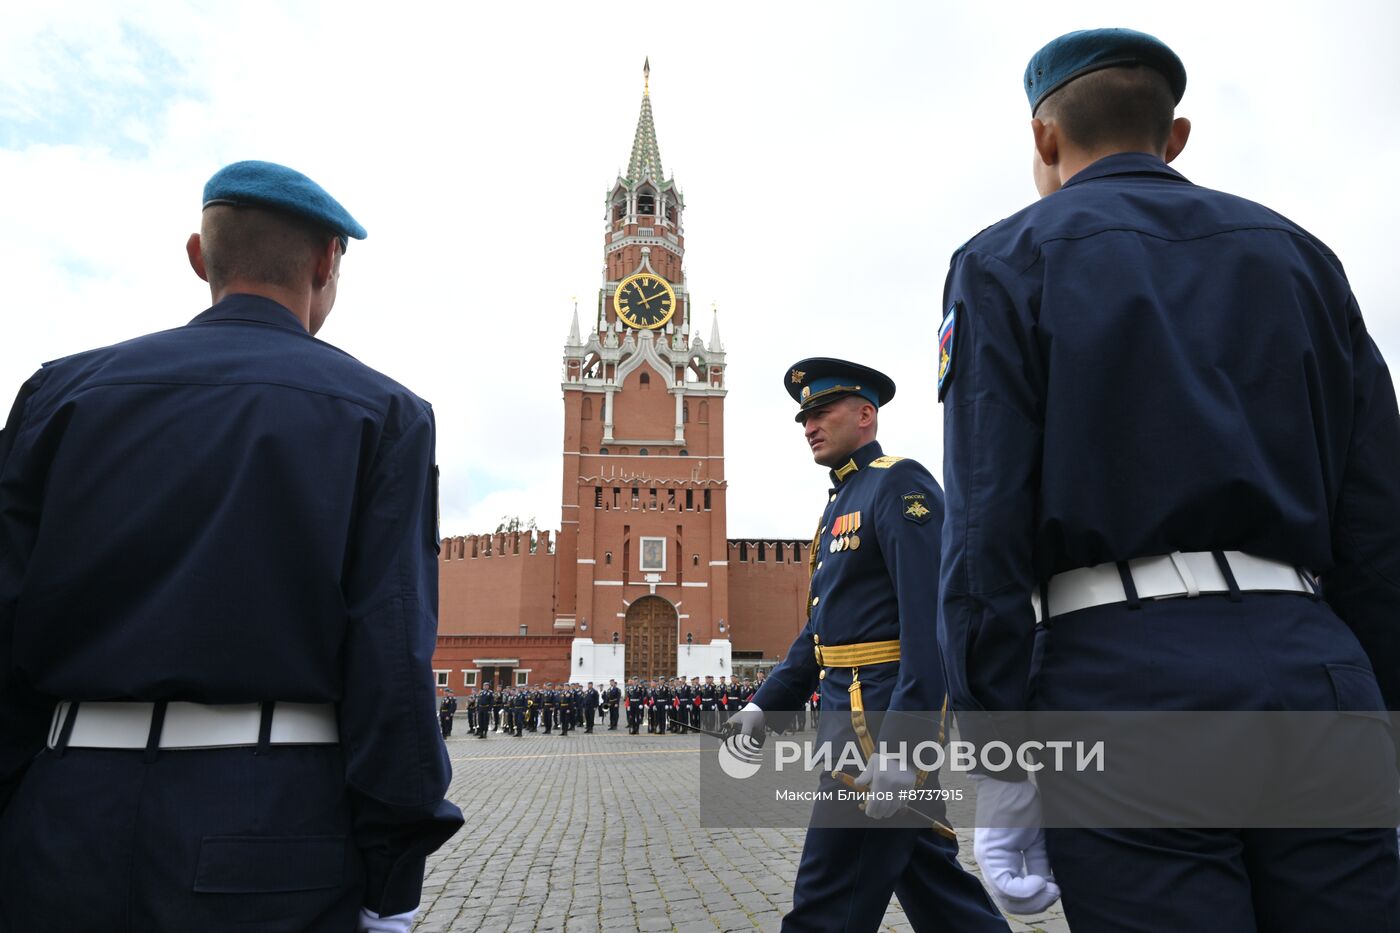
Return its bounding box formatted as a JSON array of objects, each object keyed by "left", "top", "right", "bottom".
[
  {"left": 653, "top": 678, "right": 672, "bottom": 736},
  {"left": 671, "top": 678, "right": 688, "bottom": 733},
  {"left": 582, "top": 682, "right": 599, "bottom": 734},
  {"left": 939, "top": 29, "right": 1400, "bottom": 931},
  {"left": 439, "top": 694, "right": 454, "bottom": 738},
  {"left": 558, "top": 685, "right": 573, "bottom": 737},
  {"left": 541, "top": 683, "right": 555, "bottom": 734},
  {"left": 510, "top": 688, "right": 526, "bottom": 738},
  {"left": 626, "top": 679, "right": 645, "bottom": 735},
  {"left": 731, "top": 358, "right": 1007, "bottom": 932},
  {"left": 493, "top": 684, "right": 506, "bottom": 733},
  {"left": 700, "top": 675, "right": 719, "bottom": 733},
  {"left": 0, "top": 161, "right": 463, "bottom": 933},
  {"left": 603, "top": 680, "right": 622, "bottom": 731},
  {"left": 724, "top": 677, "right": 741, "bottom": 720},
  {"left": 689, "top": 676, "right": 703, "bottom": 731},
  {"left": 476, "top": 684, "right": 494, "bottom": 739}
]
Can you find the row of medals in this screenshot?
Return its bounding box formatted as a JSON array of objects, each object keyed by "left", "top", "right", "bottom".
[{"left": 830, "top": 532, "right": 861, "bottom": 552}]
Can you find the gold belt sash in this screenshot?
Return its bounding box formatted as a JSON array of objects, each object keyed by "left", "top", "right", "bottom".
[
  {"left": 813, "top": 638, "right": 900, "bottom": 760},
  {"left": 812, "top": 639, "right": 900, "bottom": 668}
]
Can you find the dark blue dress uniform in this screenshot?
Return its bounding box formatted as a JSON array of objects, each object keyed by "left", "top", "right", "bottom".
[
  {"left": 756, "top": 359, "right": 1006, "bottom": 933},
  {"left": 939, "top": 35, "right": 1400, "bottom": 929},
  {"left": 0, "top": 291, "right": 464, "bottom": 929}
]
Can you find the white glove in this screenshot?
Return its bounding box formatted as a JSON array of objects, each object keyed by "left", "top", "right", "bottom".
[
  {"left": 972, "top": 776, "right": 1060, "bottom": 915},
  {"left": 853, "top": 751, "right": 918, "bottom": 819},
  {"left": 358, "top": 907, "right": 417, "bottom": 933},
  {"left": 728, "top": 703, "right": 766, "bottom": 740}
]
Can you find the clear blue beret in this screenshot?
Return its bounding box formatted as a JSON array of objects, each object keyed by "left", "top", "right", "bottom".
[
  {"left": 1025, "top": 28, "right": 1186, "bottom": 115},
  {"left": 202, "top": 160, "right": 366, "bottom": 247},
  {"left": 785, "top": 357, "right": 896, "bottom": 423}
]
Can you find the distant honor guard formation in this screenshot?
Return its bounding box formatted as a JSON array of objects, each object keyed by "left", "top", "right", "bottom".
[
  {"left": 443, "top": 673, "right": 824, "bottom": 739},
  {"left": 2, "top": 24, "right": 1398, "bottom": 933}
]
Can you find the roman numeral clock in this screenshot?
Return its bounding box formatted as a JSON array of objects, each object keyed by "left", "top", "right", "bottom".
[{"left": 614, "top": 273, "right": 676, "bottom": 330}]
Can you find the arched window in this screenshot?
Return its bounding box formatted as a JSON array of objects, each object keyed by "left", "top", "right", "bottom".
[
  {"left": 678, "top": 449, "right": 688, "bottom": 457},
  {"left": 639, "top": 372, "right": 651, "bottom": 388},
  {"left": 692, "top": 554, "right": 700, "bottom": 566},
  {"left": 683, "top": 401, "right": 690, "bottom": 423},
  {"left": 638, "top": 190, "right": 656, "bottom": 215},
  {"left": 599, "top": 447, "right": 610, "bottom": 455},
  {"left": 582, "top": 397, "right": 593, "bottom": 420},
  {"left": 639, "top": 448, "right": 649, "bottom": 456},
  {"left": 605, "top": 552, "right": 613, "bottom": 565}
]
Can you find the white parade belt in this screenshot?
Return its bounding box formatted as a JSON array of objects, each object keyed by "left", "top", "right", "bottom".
[
  {"left": 1038, "top": 550, "right": 1315, "bottom": 622},
  {"left": 48, "top": 700, "right": 338, "bottom": 750}
]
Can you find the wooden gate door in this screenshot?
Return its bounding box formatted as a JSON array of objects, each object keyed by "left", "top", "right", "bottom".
[{"left": 624, "top": 596, "right": 678, "bottom": 681}]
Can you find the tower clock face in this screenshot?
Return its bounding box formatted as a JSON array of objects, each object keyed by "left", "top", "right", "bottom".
[{"left": 614, "top": 273, "right": 677, "bottom": 330}]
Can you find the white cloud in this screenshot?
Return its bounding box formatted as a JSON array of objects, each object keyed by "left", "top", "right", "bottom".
[{"left": 3, "top": 0, "right": 1397, "bottom": 540}]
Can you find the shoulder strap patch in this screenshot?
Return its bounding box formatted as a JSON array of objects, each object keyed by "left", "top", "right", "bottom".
[
  {"left": 902, "top": 492, "right": 932, "bottom": 524},
  {"left": 869, "top": 455, "right": 904, "bottom": 469}
]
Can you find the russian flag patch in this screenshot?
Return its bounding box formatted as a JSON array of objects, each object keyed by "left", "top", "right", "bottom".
[{"left": 937, "top": 302, "right": 959, "bottom": 401}]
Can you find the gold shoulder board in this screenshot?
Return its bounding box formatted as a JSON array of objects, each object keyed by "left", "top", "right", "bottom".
[{"left": 869, "top": 456, "right": 904, "bottom": 469}]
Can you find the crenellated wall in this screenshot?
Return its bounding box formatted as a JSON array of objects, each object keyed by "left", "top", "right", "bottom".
[
  {"left": 725, "top": 538, "right": 812, "bottom": 663},
  {"left": 439, "top": 530, "right": 558, "bottom": 636}
]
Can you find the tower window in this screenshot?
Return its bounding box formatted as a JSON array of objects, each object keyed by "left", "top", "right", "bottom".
[
  {"left": 638, "top": 192, "right": 655, "bottom": 214},
  {"left": 639, "top": 372, "right": 650, "bottom": 388},
  {"left": 582, "top": 397, "right": 593, "bottom": 420},
  {"left": 692, "top": 554, "right": 700, "bottom": 566},
  {"left": 605, "top": 552, "right": 613, "bottom": 565},
  {"left": 704, "top": 490, "right": 712, "bottom": 511},
  {"left": 594, "top": 487, "right": 603, "bottom": 508},
  {"left": 639, "top": 448, "right": 649, "bottom": 456},
  {"left": 683, "top": 402, "right": 689, "bottom": 423},
  {"left": 699, "top": 401, "right": 709, "bottom": 423},
  {"left": 685, "top": 489, "right": 694, "bottom": 510},
  {"left": 678, "top": 449, "right": 688, "bottom": 457},
  {"left": 599, "top": 447, "right": 609, "bottom": 455}
]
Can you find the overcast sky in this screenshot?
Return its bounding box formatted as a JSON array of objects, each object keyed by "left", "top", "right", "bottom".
[{"left": 3, "top": 1, "right": 1398, "bottom": 540}]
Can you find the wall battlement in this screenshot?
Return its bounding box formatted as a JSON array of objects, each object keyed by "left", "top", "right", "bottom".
[{"left": 441, "top": 530, "right": 556, "bottom": 561}]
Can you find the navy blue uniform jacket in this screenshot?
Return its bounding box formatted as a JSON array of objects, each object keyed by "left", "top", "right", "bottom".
[
  {"left": 755, "top": 441, "right": 946, "bottom": 743},
  {"left": 939, "top": 153, "right": 1400, "bottom": 718},
  {"left": 0, "top": 294, "right": 463, "bottom": 912}
]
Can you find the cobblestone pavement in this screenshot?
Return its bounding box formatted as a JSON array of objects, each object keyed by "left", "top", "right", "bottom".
[{"left": 416, "top": 726, "right": 1070, "bottom": 933}]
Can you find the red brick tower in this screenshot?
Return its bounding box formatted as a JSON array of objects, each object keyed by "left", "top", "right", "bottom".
[{"left": 557, "top": 60, "right": 731, "bottom": 683}]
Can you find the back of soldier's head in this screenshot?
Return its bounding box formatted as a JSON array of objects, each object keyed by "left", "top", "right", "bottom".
[
  {"left": 1039, "top": 65, "right": 1176, "bottom": 155},
  {"left": 200, "top": 204, "right": 334, "bottom": 293}
]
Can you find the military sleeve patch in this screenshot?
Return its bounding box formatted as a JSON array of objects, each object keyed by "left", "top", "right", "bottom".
[
  {"left": 937, "top": 302, "right": 959, "bottom": 403},
  {"left": 869, "top": 455, "right": 904, "bottom": 469},
  {"left": 902, "top": 492, "right": 932, "bottom": 524}
]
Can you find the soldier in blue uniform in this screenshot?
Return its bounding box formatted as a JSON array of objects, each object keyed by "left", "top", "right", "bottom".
[
  {"left": 939, "top": 28, "right": 1400, "bottom": 931},
  {"left": 603, "top": 679, "right": 622, "bottom": 730},
  {"left": 558, "top": 684, "right": 573, "bottom": 737},
  {"left": 476, "top": 684, "right": 495, "bottom": 739},
  {"left": 626, "top": 678, "right": 645, "bottom": 734},
  {"left": 0, "top": 161, "right": 462, "bottom": 932},
  {"left": 733, "top": 358, "right": 1007, "bottom": 932}
]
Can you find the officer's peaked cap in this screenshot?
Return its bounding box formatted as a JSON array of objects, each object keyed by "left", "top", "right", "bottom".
[
  {"left": 203, "top": 160, "right": 367, "bottom": 247},
  {"left": 1025, "top": 28, "right": 1186, "bottom": 115},
  {"left": 785, "top": 358, "right": 896, "bottom": 423}
]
